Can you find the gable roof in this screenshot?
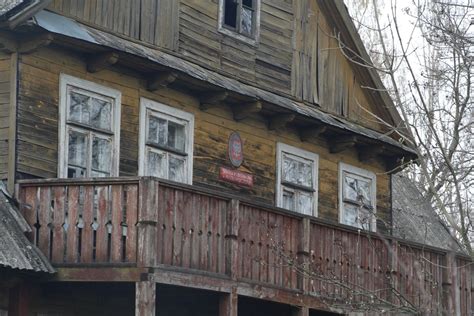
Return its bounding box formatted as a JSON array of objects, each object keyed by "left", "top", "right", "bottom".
[
  {"left": 391, "top": 175, "right": 462, "bottom": 252},
  {"left": 0, "top": 184, "right": 54, "bottom": 273}
]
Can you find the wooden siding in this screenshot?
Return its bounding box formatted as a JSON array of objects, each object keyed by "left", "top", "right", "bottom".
[
  {"left": 0, "top": 53, "right": 11, "bottom": 180},
  {"left": 16, "top": 46, "right": 392, "bottom": 231},
  {"left": 18, "top": 178, "right": 473, "bottom": 315},
  {"left": 47, "top": 0, "right": 179, "bottom": 50},
  {"left": 46, "top": 0, "right": 394, "bottom": 134}
]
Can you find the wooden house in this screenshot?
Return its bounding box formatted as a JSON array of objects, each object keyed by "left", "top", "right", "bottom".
[{"left": 0, "top": 0, "right": 471, "bottom": 315}]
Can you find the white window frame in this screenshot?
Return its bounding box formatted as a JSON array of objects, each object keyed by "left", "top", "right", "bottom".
[
  {"left": 58, "top": 74, "right": 121, "bottom": 178},
  {"left": 218, "top": 0, "right": 261, "bottom": 45},
  {"left": 138, "top": 98, "right": 194, "bottom": 184},
  {"left": 338, "top": 162, "right": 377, "bottom": 232},
  {"left": 276, "top": 143, "right": 319, "bottom": 216}
]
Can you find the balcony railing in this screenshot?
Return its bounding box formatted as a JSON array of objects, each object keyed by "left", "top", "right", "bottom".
[{"left": 17, "top": 177, "right": 472, "bottom": 314}]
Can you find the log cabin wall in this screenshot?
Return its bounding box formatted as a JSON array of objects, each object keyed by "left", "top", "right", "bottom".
[
  {"left": 45, "top": 0, "right": 389, "bottom": 134},
  {"left": 16, "top": 45, "right": 392, "bottom": 232},
  {"left": 0, "top": 53, "right": 11, "bottom": 180}
]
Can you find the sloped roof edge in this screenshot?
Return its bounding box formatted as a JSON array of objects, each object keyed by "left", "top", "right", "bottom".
[
  {"left": 0, "top": 184, "right": 55, "bottom": 273},
  {"left": 31, "top": 10, "right": 417, "bottom": 159},
  {"left": 0, "top": 0, "right": 51, "bottom": 29}
]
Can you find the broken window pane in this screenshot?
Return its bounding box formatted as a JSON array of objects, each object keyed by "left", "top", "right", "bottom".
[
  {"left": 168, "top": 121, "right": 185, "bottom": 152},
  {"left": 282, "top": 189, "right": 295, "bottom": 211},
  {"left": 148, "top": 116, "right": 167, "bottom": 146},
  {"left": 224, "top": 0, "right": 238, "bottom": 28},
  {"left": 298, "top": 191, "right": 313, "bottom": 215},
  {"left": 69, "top": 92, "right": 89, "bottom": 124},
  {"left": 282, "top": 154, "right": 312, "bottom": 188},
  {"left": 91, "top": 136, "right": 111, "bottom": 177},
  {"left": 68, "top": 130, "right": 87, "bottom": 178},
  {"left": 343, "top": 174, "right": 372, "bottom": 206},
  {"left": 342, "top": 204, "right": 360, "bottom": 228},
  {"left": 147, "top": 150, "right": 166, "bottom": 178},
  {"left": 90, "top": 98, "right": 112, "bottom": 131},
  {"left": 169, "top": 156, "right": 186, "bottom": 182},
  {"left": 241, "top": 7, "right": 253, "bottom": 36}
]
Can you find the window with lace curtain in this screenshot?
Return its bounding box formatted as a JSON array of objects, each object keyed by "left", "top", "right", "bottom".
[
  {"left": 139, "top": 98, "right": 194, "bottom": 184},
  {"left": 276, "top": 143, "right": 318, "bottom": 216},
  {"left": 58, "top": 74, "right": 121, "bottom": 178}
]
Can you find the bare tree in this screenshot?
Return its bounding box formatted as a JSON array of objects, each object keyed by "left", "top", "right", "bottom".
[{"left": 346, "top": 0, "right": 474, "bottom": 254}]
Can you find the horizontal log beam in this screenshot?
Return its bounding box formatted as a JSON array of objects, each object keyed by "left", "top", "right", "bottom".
[
  {"left": 147, "top": 71, "right": 178, "bottom": 91},
  {"left": 200, "top": 91, "right": 228, "bottom": 110},
  {"left": 87, "top": 51, "right": 119, "bottom": 73},
  {"left": 0, "top": 32, "right": 54, "bottom": 54},
  {"left": 232, "top": 101, "right": 262, "bottom": 121},
  {"left": 269, "top": 113, "right": 295, "bottom": 130},
  {"left": 329, "top": 135, "right": 358, "bottom": 153},
  {"left": 300, "top": 125, "right": 327, "bottom": 142}
]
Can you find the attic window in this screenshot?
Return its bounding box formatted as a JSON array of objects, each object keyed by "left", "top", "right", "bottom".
[
  {"left": 219, "top": 0, "right": 260, "bottom": 44},
  {"left": 339, "top": 163, "right": 376, "bottom": 231}
]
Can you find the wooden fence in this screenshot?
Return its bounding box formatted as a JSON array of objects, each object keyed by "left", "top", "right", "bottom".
[{"left": 18, "top": 177, "right": 473, "bottom": 314}]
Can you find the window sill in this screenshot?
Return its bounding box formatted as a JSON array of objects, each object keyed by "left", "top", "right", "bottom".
[{"left": 218, "top": 26, "right": 259, "bottom": 47}]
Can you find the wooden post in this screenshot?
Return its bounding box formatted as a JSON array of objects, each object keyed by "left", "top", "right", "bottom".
[
  {"left": 442, "top": 251, "right": 456, "bottom": 315},
  {"left": 135, "top": 280, "right": 156, "bottom": 316},
  {"left": 219, "top": 288, "right": 238, "bottom": 316},
  {"left": 8, "top": 284, "right": 29, "bottom": 316},
  {"left": 137, "top": 178, "right": 159, "bottom": 267},
  {"left": 297, "top": 217, "right": 311, "bottom": 293},
  {"left": 225, "top": 199, "right": 240, "bottom": 280},
  {"left": 292, "top": 306, "right": 309, "bottom": 316}
]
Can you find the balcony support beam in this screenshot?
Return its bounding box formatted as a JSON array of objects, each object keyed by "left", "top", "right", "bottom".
[
  {"left": 137, "top": 178, "right": 159, "bottom": 267},
  {"left": 87, "top": 51, "right": 119, "bottom": 73},
  {"left": 200, "top": 91, "right": 229, "bottom": 110},
  {"left": 232, "top": 101, "right": 262, "bottom": 121},
  {"left": 135, "top": 280, "right": 156, "bottom": 316},
  {"left": 219, "top": 288, "right": 238, "bottom": 316},
  {"left": 147, "top": 71, "right": 178, "bottom": 91},
  {"left": 269, "top": 113, "right": 295, "bottom": 130}
]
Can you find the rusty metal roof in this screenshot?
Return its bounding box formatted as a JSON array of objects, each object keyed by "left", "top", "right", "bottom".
[{"left": 0, "top": 185, "right": 54, "bottom": 273}]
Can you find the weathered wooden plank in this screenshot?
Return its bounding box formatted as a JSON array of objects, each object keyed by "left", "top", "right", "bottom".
[
  {"left": 111, "top": 184, "right": 124, "bottom": 262},
  {"left": 125, "top": 184, "right": 138, "bottom": 263},
  {"left": 81, "top": 185, "right": 94, "bottom": 263},
  {"left": 135, "top": 280, "right": 156, "bottom": 316},
  {"left": 66, "top": 186, "right": 80, "bottom": 263},
  {"left": 51, "top": 186, "right": 66, "bottom": 263}
]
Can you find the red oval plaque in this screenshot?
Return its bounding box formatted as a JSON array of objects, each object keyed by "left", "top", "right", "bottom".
[{"left": 228, "top": 132, "right": 243, "bottom": 168}]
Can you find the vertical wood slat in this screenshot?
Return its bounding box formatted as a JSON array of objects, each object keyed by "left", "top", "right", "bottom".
[
  {"left": 66, "top": 186, "right": 80, "bottom": 263},
  {"left": 126, "top": 184, "right": 138, "bottom": 263},
  {"left": 226, "top": 199, "right": 240, "bottom": 280},
  {"left": 111, "top": 184, "right": 123, "bottom": 262},
  {"left": 135, "top": 280, "right": 156, "bottom": 316},
  {"left": 81, "top": 185, "right": 94, "bottom": 263},
  {"left": 95, "top": 186, "right": 109, "bottom": 262},
  {"left": 37, "top": 186, "right": 52, "bottom": 259},
  {"left": 51, "top": 186, "right": 66, "bottom": 262}
]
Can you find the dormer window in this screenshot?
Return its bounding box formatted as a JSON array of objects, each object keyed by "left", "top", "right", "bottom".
[{"left": 219, "top": 0, "right": 260, "bottom": 44}]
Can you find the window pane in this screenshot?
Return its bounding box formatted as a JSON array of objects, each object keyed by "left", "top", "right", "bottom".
[
  {"left": 168, "top": 121, "right": 185, "bottom": 151},
  {"left": 344, "top": 174, "right": 372, "bottom": 206},
  {"left": 298, "top": 191, "right": 313, "bottom": 215},
  {"left": 90, "top": 98, "right": 112, "bottom": 130},
  {"left": 242, "top": 0, "right": 253, "bottom": 8},
  {"left": 224, "top": 0, "right": 238, "bottom": 28},
  {"left": 342, "top": 204, "right": 360, "bottom": 228},
  {"left": 69, "top": 92, "right": 89, "bottom": 124},
  {"left": 147, "top": 150, "right": 166, "bottom": 178},
  {"left": 282, "top": 154, "right": 312, "bottom": 188},
  {"left": 148, "top": 116, "right": 167, "bottom": 146},
  {"left": 241, "top": 7, "right": 253, "bottom": 36},
  {"left": 169, "top": 156, "right": 186, "bottom": 182},
  {"left": 68, "top": 130, "right": 87, "bottom": 178},
  {"left": 92, "top": 136, "right": 111, "bottom": 176},
  {"left": 359, "top": 208, "right": 372, "bottom": 229},
  {"left": 282, "top": 189, "right": 295, "bottom": 211}
]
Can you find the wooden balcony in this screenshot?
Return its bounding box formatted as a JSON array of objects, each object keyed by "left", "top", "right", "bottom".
[{"left": 17, "top": 177, "right": 473, "bottom": 314}]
